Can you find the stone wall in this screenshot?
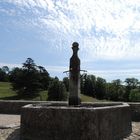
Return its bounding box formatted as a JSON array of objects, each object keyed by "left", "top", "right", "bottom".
[
  {"left": 0, "top": 100, "right": 122, "bottom": 114},
  {"left": 129, "top": 103, "right": 140, "bottom": 121},
  {"left": 20, "top": 103, "right": 132, "bottom": 140},
  {"left": 0, "top": 100, "right": 48, "bottom": 114},
  {"left": 0, "top": 100, "right": 139, "bottom": 122}
]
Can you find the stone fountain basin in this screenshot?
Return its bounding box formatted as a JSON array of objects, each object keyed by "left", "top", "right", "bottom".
[{"left": 20, "top": 102, "right": 132, "bottom": 140}]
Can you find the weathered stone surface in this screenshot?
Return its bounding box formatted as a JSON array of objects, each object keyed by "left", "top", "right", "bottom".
[
  {"left": 129, "top": 103, "right": 140, "bottom": 121},
  {"left": 69, "top": 42, "right": 81, "bottom": 106},
  {"left": 0, "top": 99, "right": 139, "bottom": 122},
  {"left": 20, "top": 102, "right": 131, "bottom": 140},
  {"left": 0, "top": 100, "right": 66, "bottom": 114}
]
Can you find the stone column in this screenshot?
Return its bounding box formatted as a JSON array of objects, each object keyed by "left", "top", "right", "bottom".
[{"left": 69, "top": 42, "right": 81, "bottom": 105}]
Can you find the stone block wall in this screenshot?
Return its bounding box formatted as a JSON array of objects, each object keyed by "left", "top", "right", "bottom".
[
  {"left": 20, "top": 103, "right": 132, "bottom": 140},
  {"left": 129, "top": 103, "right": 140, "bottom": 121},
  {"left": 0, "top": 100, "right": 48, "bottom": 114},
  {"left": 0, "top": 100, "right": 139, "bottom": 122}
]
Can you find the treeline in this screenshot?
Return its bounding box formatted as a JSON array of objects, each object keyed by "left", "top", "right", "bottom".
[
  {"left": 0, "top": 58, "right": 67, "bottom": 101},
  {"left": 0, "top": 58, "right": 140, "bottom": 102},
  {"left": 63, "top": 75, "right": 140, "bottom": 102},
  {"left": 81, "top": 75, "right": 140, "bottom": 102}
]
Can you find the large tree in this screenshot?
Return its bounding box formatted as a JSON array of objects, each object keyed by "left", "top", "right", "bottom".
[
  {"left": 10, "top": 58, "right": 50, "bottom": 96},
  {"left": 106, "top": 79, "right": 125, "bottom": 101},
  {"left": 124, "top": 78, "right": 139, "bottom": 101},
  {"left": 37, "top": 66, "right": 50, "bottom": 90}
]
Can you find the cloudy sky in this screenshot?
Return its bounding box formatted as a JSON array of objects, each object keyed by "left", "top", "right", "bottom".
[{"left": 0, "top": 0, "right": 140, "bottom": 81}]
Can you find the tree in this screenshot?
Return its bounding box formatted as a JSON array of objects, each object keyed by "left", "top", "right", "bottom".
[
  {"left": 10, "top": 58, "right": 50, "bottom": 96},
  {"left": 10, "top": 67, "right": 41, "bottom": 96},
  {"left": 95, "top": 77, "right": 106, "bottom": 99},
  {"left": 81, "top": 74, "right": 96, "bottom": 97},
  {"left": 0, "top": 68, "right": 7, "bottom": 81},
  {"left": 2, "top": 66, "right": 9, "bottom": 74},
  {"left": 106, "top": 79, "right": 125, "bottom": 101},
  {"left": 38, "top": 66, "right": 50, "bottom": 90},
  {"left": 1, "top": 66, "right": 9, "bottom": 81},
  {"left": 48, "top": 78, "right": 67, "bottom": 101},
  {"left": 124, "top": 78, "right": 139, "bottom": 101},
  {"left": 129, "top": 89, "right": 140, "bottom": 102},
  {"left": 22, "top": 58, "right": 36, "bottom": 71},
  {"left": 63, "top": 77, "right": 69, "bottom": 92}
]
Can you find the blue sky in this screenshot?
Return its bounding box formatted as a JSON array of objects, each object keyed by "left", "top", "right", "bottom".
[{"left": 0, "top": 0, "right": 140, "bottom": 81}]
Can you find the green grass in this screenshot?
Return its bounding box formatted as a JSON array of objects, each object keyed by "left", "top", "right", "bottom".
[
  {"left": 33, "top": 91, "right": 48, "bottom": 101},
  {"left": 0, "top": 82, "right": 17, "bottom": 98},
  {"left": 80, "top": 94, "right": 108, "bottom": 102},
  {"left": 0, "top": 82, "right": 107, "bottom": 102},
  {"left": 81, "top": 94, "right": 100, "bottom": 102},
  {"left": 0, "top": 82, "right": 48, "bottom": 100}
]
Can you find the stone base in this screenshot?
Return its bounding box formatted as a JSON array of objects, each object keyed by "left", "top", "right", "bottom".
[
  {"left": 68, "top": 97, "right": 81, "bottom": 105},
  {"left": 20, "top": 102, "right": 132, "bottom": 140}
]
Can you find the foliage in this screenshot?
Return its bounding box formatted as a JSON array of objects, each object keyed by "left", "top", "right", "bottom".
[
  {"left": 81, "top": 74, "right": 96, "bottom": 97},
  {"left": 0, "top": 82, "right": 108, "bottom": 102},
  {"left": 37, "top": 66, "right": 50, "bottom": 90},
  {"left": 63, "top": 77, "right": 69, "bottom": 92},
  {"left": 0, "top": 68, "right": 7, "bottom": 81},
  {"left": 95, "top": 77, "right": 106, "bottom": 99},
  {"left": 106, "top": 80, "right": 125, "bottom": 101},
  {"left": 0, "top": 66, "right": 10, "bottom": 82},
  {"left": 124, "top": 78, "right": 139, "bottom": 101},
  {"left": 1, "top": 58, "right": 140, "bottom": 102},
  {"left": 48, "top": 78, "right": 67, "bottom": 101},
  {"left": 129, "top": 89, "right": 140, "bottom": 102},
  {"left": 10, "top": 58, "right": 50, "bottom": 96}
]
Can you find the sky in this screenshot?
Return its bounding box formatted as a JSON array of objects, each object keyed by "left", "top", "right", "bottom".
[{"left": 0, "top": 0, "right": 140, "bottom": 82}]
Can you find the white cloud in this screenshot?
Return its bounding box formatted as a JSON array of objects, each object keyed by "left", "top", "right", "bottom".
[
  {"left": 0, "top": 63, "right": 21, "bottom": 69},
  {"left": 45, "top": 65, "right": 67, "bottom": 72},
  {"left": 1, "top": 0, "right": 140, "bottom": 61},
  {"left": 88, "top": 68, "right": 140, "bottom": 81}
]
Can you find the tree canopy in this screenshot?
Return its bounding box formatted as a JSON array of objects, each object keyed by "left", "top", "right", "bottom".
[
  {"left": 10, "top": 58, "right": 50, "bottom": 96},
  {"left": 0, "top": 58, "right": 140, "bottom": 102}
]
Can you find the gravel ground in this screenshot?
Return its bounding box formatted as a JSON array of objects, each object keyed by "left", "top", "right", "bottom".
[
  {"left": 0, "top": 114, "right": 20, "bottom": 140},
  {"left": 0, "top": 114, "right": 139, "bottom": 140},
  {"left": 124, "top": 122, "right": 140, "bottom": 140}
]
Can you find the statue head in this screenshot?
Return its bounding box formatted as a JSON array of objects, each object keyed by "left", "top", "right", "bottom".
[{"left": 72, "top": 42, "right": 79, "bottom": 53}]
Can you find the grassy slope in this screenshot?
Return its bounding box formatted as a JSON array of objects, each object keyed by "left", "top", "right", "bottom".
[
  {"left": 0, "top": 82, "right": 17, "bottom": 98},
  {"left": 0, "top": 82, "right": 48, "bottom": 100},
  {"left": 0, "top": 82, "right": 105, "bottom": 102}
]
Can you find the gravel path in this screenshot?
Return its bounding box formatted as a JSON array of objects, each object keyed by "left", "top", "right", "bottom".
[
  {"left": 124, "top": 122, "right": 140, "bottom": 140},
  {"left": 0, "top": 114, "right": 20, "bottom": 140},
  {"left": 0, "top": 114, "right": 139, "bottom": 140}
]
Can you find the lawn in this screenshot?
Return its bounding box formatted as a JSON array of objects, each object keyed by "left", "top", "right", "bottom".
[
  {"left": 0, "top": 82, "right": 48, "bottom": 100},
  {"left": 80, "top": 94, "right": 107, "bottom": 102},
  {"left": 0, "top": 82, "right": 17, "bottom": 98},
  {"left": 0, "top": 82, "right": 106, "bottom": 102}
]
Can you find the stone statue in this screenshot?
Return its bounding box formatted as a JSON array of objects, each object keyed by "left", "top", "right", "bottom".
[{"left": 69, "top": 42, "right": 81, "bottom": 105}]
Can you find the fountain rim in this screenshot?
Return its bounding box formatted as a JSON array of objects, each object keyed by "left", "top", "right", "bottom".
[{"left": 23, "top": 102, "right": 129, "bottom": 110}]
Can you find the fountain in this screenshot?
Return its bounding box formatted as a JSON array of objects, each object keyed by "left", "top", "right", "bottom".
[{"left": 20, "top": 42, "right": 132, "bottom": 140}]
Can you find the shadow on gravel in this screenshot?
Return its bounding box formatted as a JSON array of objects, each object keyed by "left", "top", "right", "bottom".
[{"left": 6, "top": 128, "right": 20, "bottom": 140}]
